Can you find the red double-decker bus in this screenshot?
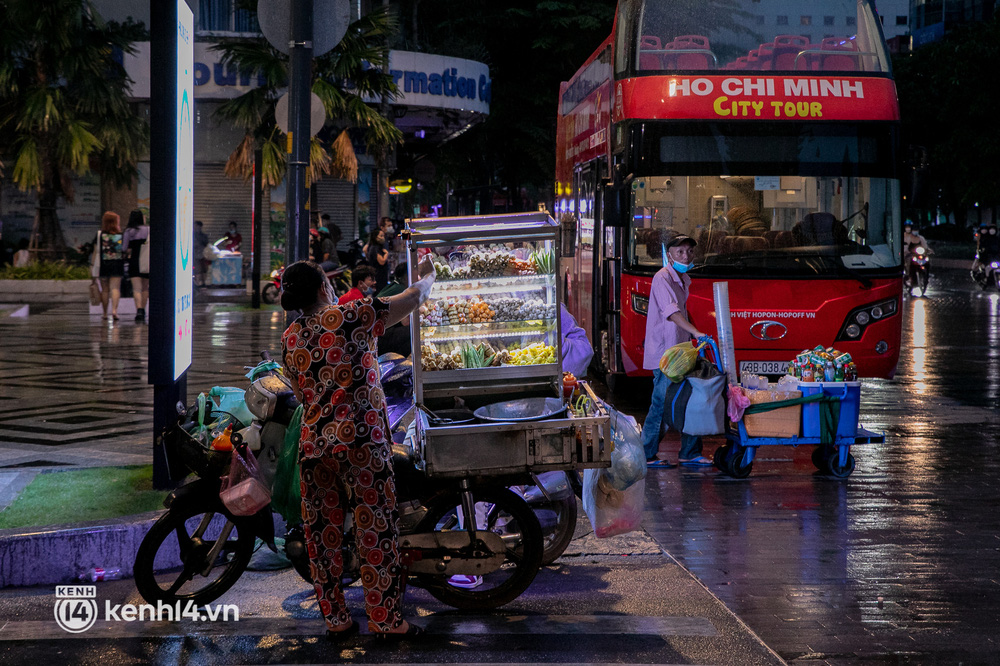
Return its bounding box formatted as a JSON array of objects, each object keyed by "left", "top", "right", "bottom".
[{"left": 557, "top": 0, "right": 903, "bottom": 381}]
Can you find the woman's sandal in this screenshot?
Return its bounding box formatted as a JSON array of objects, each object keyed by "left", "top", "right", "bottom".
[
  {"left": 374, "top": 622, "right": 426, "bottom": 641},
  {"left": 325, "top": 621, "right": 360, "bottom": 641}
]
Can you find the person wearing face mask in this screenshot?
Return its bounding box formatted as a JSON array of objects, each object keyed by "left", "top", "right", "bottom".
[
  {"left": 640, "top": 233, "right": 710, "bottom": 468},
  {"left": 902, "top": 223, "right": 931, "bottom": 287},
  {"left": 338, "top": 265, "right": 378, "bottom": 304}
]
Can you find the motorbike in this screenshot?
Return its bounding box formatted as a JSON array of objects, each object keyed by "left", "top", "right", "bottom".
[
  {"left": 907, "top": 246, "right": 930, "bottom": 296},
  {"left": 134, "top": 352, "right": 547, "bottom": 611},
  {"left": 261, "top": 264, "right": 351, "bottom": 305},
  {"left": 972, "top": 252, "right": 1000, "bottom": 291}
]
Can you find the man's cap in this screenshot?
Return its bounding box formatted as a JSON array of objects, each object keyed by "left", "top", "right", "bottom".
[{"left": 665, "top": 234, "right": 697, "bottom": 249}]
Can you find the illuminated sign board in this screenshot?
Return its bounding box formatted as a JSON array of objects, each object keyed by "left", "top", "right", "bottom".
[{"left": 174, "top": 0, "right": 193, "bottom": 380}]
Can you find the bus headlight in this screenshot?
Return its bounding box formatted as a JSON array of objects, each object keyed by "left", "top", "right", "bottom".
[
  {"left": 836, "top": 298, "right": 898, "bottom": 342},
  {"left": 631, "top": 293, "right": 649, "bottom": 316}
]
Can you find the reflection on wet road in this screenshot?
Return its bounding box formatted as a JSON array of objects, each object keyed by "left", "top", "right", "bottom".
[{"left": 617, "top": 269, "right": 1000, "bottom": 663}]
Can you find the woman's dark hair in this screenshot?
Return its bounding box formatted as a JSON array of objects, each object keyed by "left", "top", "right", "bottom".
[
  {"left": 280, "top": 261, "right": 325, "bottom": 311},
  {"left": 127, "top": 210, "right": 144, "bottom": 229},
  {"left": 367, "top": 228, "right": 384, "bottom": 248}
]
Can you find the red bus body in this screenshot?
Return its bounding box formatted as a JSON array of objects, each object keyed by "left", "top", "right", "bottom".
[{"left": 557, "top": 0, "right": 903, "bottom": 379}]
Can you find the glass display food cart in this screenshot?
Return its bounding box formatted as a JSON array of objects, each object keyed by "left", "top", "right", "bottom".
[{"left": 405, "top": 212, "right": 610, "bottom": 478}]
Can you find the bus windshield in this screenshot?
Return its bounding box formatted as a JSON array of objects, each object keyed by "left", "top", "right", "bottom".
[{"left": 619, "top": 0, "right": 891, "bottom": 74}]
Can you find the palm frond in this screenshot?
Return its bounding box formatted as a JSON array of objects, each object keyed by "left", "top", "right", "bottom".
[
  {"left": 260, "top": 135, "right": 286, "bottom": 188},
  {"left": 12, "top": 139, "right": 41, "bottom": 190},
  {"left": 225, "top": 133, "right": 256, "bottom": 181},
  {"left": 308, "top": 136, "right": 334, "bottom": 183},
  {"left": 326, "top": 131, "right": 357, "bottom": 183},
  {"left": 57, "top": 119, "right": 103, "bottom": 174}
]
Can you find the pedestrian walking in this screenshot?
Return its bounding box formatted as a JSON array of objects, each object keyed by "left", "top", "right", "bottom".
[
  {"left": 640, "top": 232, "right": 709, "bottom": 467},
  {"left": 123, "top": 210, "right": 150, "bottom": 322},
  {"left": 93, "top": 211, "right": 125, "bottom": 321}
]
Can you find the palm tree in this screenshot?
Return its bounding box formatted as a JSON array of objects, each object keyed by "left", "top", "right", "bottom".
[
  {"left": 212, "top": 6, "right": 402, "bottom": 188},
  {"left": 0, "top": 0, "right": 148, "bottom": 258}
]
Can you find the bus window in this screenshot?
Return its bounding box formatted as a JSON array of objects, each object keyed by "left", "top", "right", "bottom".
[
  {"left": 626, "top": 0, "right": 890, "bottom": 74},
  {"left": 627, "top": 174, "right": 901, "bottom": 275}
]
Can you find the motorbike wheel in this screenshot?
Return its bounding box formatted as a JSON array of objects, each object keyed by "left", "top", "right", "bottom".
[
  {"left": 415, "top": 487, "right": 543, "bottom": 611},
  {"left": 536, "top": 494, "right": 578, "bottom": 566},
  {"left": 133, "top": 507, "right": 256, "bottom": 606},
  {"left": 918, "top": 271, "right": 928, "bottom": 296},
  {"left": 262, "top": 283, "right": 280, "bottom": 305}
]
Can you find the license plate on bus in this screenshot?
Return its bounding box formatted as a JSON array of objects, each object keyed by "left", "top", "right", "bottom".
[{"left": 739, "top": 361, "right": 788, "bottom": 375}]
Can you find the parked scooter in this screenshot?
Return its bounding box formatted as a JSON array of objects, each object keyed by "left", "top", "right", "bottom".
[
  {"left": 261, "top": 264, "right": 350, "bottom": 305},
  {"left": 907, "top": 246, "right": 930, "bottom": 296},
  {"left": 134, "top": 353, "right": 544, "bottom": 611}
]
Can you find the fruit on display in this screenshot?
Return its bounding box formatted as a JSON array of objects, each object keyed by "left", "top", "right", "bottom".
[
  {"left": 530, "top": 249, "right": 555, "bottom": 275},
  {"left": 509, "top": 343, "right": 556, "bottom": 366},
  {"left": 421, "top": 340, "right": 558, "bottom": 371}
]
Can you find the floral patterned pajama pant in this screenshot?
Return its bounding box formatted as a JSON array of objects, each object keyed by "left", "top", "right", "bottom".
[{"left": 299, "top": 443, "right": 405, "bottom": 633}]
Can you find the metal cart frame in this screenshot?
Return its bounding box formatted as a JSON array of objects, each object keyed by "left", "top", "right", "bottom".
[{"left": 404, "top": 212, "right": 610, "bottom": 478}]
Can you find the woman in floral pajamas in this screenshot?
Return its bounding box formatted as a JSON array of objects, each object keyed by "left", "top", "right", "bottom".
[{"left": 280, "top": 258, "right": 435, "bottom": 640}]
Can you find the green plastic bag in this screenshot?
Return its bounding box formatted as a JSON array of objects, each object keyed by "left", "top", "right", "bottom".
[
  {"left": 271, "top": 405, "right": 304, "bottom": 523},
  {"left": 659, "top": 341, "right": 706, "bottom": 382}
]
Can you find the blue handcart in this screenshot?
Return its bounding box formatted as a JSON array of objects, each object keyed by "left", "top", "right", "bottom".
[{"left": 714, "top": 383, "right": 885, "bottom": 479}]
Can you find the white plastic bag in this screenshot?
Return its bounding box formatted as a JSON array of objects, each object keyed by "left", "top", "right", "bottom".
[
  {"left": 603, "top": 405, "right": 646, "bottom": 491},
  {"left": 219, "top": 448, "right": 271, "bottom": 516},
  {"left": 581, "top": 468, "right": 645, "bottom": 538}
]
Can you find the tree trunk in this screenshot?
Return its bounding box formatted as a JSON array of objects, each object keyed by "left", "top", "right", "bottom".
[{"left": 35, "top": 187, "right": 68, "bottom": 261}]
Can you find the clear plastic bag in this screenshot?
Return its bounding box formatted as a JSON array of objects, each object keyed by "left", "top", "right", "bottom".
[
  {"left": 219, "top": 448, "right": 271, "bottom": 516},
  {"left": 603, "top": 405, "right": 646, "bottom": 491},
  {"left": 581, "top": 468, "right": 645, "bottom": 538}
]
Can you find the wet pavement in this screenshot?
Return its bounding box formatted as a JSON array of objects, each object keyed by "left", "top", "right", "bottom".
[
  {"left": 1, "top": 269, "right": 999, "bottom": 664},
  {"left": 607, "top": 268, "right": 1000, "bottom": 665}
]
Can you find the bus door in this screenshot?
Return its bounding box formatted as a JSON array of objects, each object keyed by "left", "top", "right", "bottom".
[{"left": 572, "top": 163, "right": 599, "bottom": 342}]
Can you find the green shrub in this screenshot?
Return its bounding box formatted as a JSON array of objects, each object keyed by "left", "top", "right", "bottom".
[{"left": 0, "top": 262, "right": 91, "bottom": 280}]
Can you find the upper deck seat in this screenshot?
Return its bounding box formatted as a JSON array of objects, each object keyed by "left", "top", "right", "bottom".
[
  {"left": 664, "top": 35, "right": 712, "bottom": 69},
  {"left": 745, "top": 49, "right": 761, "bottom": 69},
  {"left": 639, "top": 35, "right": 663, "bottom": 70},
  {"left": 771, "top": 35, "right": 810, "bottom": 70},
  {"left": 820, "top": 37, "right": 859, "bottom": 71},
  {"left": 757, "top": 43, "right": 775, "bottom": 70}
]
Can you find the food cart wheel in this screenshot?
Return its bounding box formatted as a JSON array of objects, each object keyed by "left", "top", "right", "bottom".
[
  {"left": 713, "top": 444, "right": 733, "bottom": 472},
  {"left": 414, "top": 486, "right": 543, "bottom": 611},
  {"left": 727, "top": 446, "right": 754, "bottom": 479},
  {"left": 825, "top": 449, "right": 856, "bottom": 478}
]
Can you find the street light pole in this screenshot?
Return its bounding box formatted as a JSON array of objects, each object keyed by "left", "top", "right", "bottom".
[{"left": 286, "top": 0, "right": 313, "bottom": 275}]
